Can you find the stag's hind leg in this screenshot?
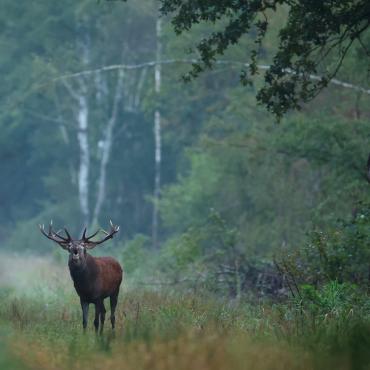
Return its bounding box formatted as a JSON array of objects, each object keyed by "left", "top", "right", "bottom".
[
  {"left": 110, "top": 290, "right": 119, "bottom": 329},
  {"left": 100, "top": 301, "right": 106, "bottom": 334},
  {"left": 94, "top": 303, "right": 100, "bottom": 333}
]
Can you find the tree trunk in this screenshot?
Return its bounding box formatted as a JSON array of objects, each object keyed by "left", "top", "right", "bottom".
[
  {"left": 77, "top": 80, "right": 90, "bottom": 227},
  {"left": 76, "top": 20, "right": 91, "bottom": 227},
  {"left": 152, "top": 15, "right": 162, "bottom": 249},
  {"left": 60, "top": 76, "right": 90, "bottom": 226},
  {"left": 92, "top": 70, "right": 124, "bottom": 226}
]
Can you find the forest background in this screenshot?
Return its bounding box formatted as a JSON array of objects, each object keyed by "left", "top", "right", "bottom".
[{"left": 0, "top": 1, "right": 370, "bottom": 369}]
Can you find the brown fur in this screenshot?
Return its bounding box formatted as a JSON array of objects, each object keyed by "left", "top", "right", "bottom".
[
  {"left": 69, "top": 254, "right": 122, "bottom": 303},
  {"left": 68, "top": 252, "right": 123, "bottom": 332},
  {"left": 40, "top": 221, "right": 123, "bottom": 333}
]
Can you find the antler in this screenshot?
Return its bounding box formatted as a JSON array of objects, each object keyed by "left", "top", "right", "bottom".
[
  {"left": 39, "top": 220, "right": 72, "bottom": 250},
  {"left": 82, "top": 220, "right": 120, "bottom": 249},
  {"left": 81, "top": 227, "right": 100, "bottom": 241}
]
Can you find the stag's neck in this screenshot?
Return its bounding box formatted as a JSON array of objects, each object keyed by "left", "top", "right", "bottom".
[{"left": 68, "top": 253, "right": 98, "bottom": 287}]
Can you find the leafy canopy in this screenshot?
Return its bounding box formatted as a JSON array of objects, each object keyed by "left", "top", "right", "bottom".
[{"left": 160, "top": 0, "right": 370, "bottom": 119}]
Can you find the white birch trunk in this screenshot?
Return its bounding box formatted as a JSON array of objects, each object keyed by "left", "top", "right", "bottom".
[
  {"left": 92, "top": 70, "right": 124, "bottom": 226},
  {"left": 152, "top": 15, "right": 162, "bottom": 248},
  {"left": 76, "top": 21, "right": 91, "bottom": 227},
  {"left": 60, "top": 76, "right": 90, "bottom": 225},
  {"left": 76, "top": 81, "right": 90, "bottom": 227}
]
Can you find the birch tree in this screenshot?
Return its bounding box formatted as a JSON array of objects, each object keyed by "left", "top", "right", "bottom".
[
  {"left": 152, "top": 13, "right": 162, "bottom": 248},
  {"left": 59, "top": 18, "right": 91, "bottom": 227},
  {"left": 92, "top": 70, "right": 124, "bottom": 226},
  {"left": 60, "top": 77, "right": 90, "bottom": 227},
  {"left": 76, "top": 79, "right": 90, "bottom": 227}
]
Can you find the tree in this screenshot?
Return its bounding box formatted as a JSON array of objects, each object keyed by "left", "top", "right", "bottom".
[
  {"left": 0, "top": 0, "right": 159, "bottom": 240},
  {"left": 160, "top": 0, "right": 370, "bottom": 119},
  {"left": 152, "top": 10, "right": 163, "bottom": 249}
]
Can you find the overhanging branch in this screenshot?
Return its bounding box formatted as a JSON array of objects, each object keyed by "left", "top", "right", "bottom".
[{"left": 49, "top": 59, "right": 370, "bottom": 96}]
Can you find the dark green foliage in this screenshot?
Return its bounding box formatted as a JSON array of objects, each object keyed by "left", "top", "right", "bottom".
[
  {"left": 157, "top": 115, "right": 370, "bottom": 295},
  {"left": 157, "top": 210, "right": 284, "bottom": 298},
  {"left": 160, "top": 0, "right": 370, "bottom": 118},
  {"left": 279, "top": 202, "right": 370, "bottom": 288}
]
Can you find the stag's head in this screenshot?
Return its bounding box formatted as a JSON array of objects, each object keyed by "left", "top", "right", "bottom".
[{"left": 39, "top": 221, "right": 120, "bottom": 267}]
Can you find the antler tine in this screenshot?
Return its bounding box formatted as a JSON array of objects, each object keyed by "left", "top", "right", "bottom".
[
  {"left": 80, "top": 228, "right": 100, "bottom": 242},
  {"left": 39, "top": 223, "right": 46, "bottom": 235},
  {"left": 64, "top": 228, "right": 72, "bottom": 241},
  {"left": 82, "top": 227, "right": 87, "bottom": 240},
  {"left": 84, "top": 221, "right": 120, "bottom": 249},
  {"left": 39, "top": 221, "right": 71, "bottom": 248},
  {"left": 55, "top": 233, "right": 69, "bottom": 242},
  {"left": 47, "top": 220, "right": 70, "bottom": 241},
  {"left": 86, "top": 229, "right": 100, "bottom": 240}
]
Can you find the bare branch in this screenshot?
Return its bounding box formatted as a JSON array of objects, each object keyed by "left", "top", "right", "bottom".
[
  {"left": 48, "top": 59, "right": 370, "bottom": 96},
  {"left": 60, "top": 78, "right": 80, "bottom": 101}
]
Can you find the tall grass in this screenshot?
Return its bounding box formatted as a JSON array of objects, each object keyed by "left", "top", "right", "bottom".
[{"left": 0, "top": 254, "right": 369, "bottom": 370}]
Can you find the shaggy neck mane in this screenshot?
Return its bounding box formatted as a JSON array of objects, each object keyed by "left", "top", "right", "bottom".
[{"left": 69, "top": 253, "right": 98, "bottom": 283}]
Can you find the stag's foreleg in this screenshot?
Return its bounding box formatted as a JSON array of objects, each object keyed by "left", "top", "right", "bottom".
[
  {"left": 80, "top": 300, "right": 89, "bottom": 331},
  {"left": 110, "top": 290, "right": 119, "bottom": 329},
  {"left": 94, "top": 303, "right": 100, "bottom": 333}
]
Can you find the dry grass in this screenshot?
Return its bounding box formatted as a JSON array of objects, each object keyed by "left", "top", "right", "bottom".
[
  {"left": 11, "top": 331, "right": 320, "bottom": 370},
  {"left": 0, "top": 254, "right": 368, "bottom": 370}
]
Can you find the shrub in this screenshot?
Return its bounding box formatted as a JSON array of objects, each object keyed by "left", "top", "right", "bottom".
[{"left": 277, "top": 202, "right": 370, "bottom": 289}]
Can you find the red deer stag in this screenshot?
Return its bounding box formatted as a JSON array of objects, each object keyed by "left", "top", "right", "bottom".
[{"left": 39, "top": 220, "right": 122, "bottom": 333}]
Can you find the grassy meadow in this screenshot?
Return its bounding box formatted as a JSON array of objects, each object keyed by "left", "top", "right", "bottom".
[{"left": 0, "top": 254, "right": 369, "bottom": 370}]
